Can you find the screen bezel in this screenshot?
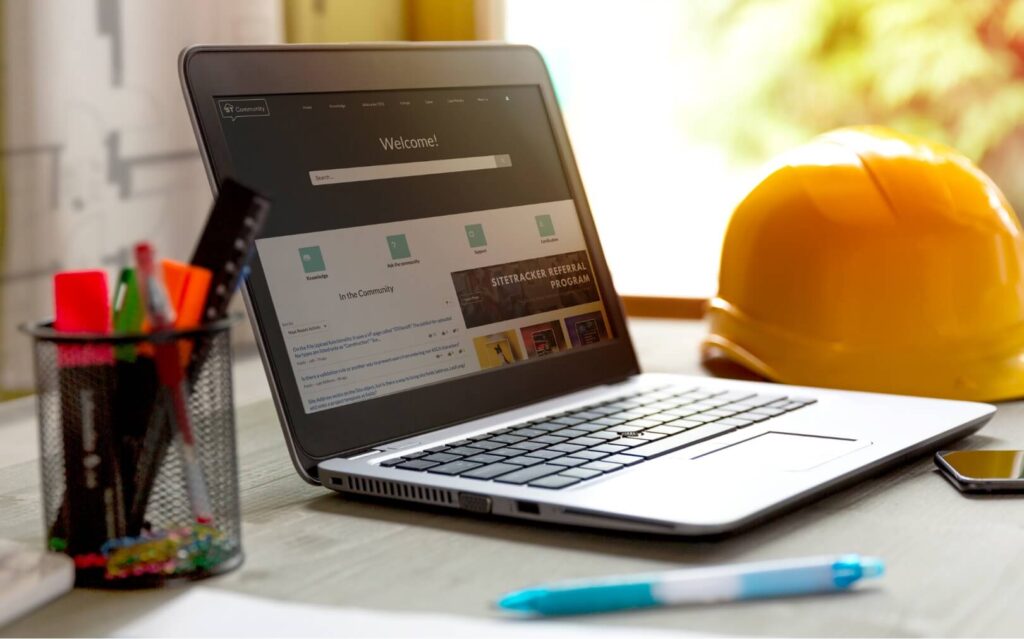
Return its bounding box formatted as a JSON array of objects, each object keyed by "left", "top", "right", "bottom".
[{"left": 180, "top": 44, "right": 640, "bottom": 480}]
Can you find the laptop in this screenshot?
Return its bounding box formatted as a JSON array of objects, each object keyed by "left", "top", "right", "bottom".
[{"left": 180, "top": 44, "right": 994, "bottom": 535}]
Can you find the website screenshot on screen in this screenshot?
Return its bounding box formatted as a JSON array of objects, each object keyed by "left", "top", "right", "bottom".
[{"left": 218, "top": 86, "right": 614, "bottom": 414}]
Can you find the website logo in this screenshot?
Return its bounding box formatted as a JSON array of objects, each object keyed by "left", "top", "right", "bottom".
[
  {"left": 299, "top": 246, "right": 326, "bottom": 274},
  {"left": 218, "top": 98, "right": 270, "bottom": 121}
]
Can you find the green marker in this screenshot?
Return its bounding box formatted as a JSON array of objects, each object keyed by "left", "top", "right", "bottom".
[{"left": 112, "top": 268, "right": 145, "bottom": 362}]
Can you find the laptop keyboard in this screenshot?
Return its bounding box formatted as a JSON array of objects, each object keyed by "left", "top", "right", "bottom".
[{"left": 380, "top": 386, "right": 816, "bottom": 490}]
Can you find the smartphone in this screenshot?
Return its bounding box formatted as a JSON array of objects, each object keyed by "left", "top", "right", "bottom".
[{"left": 934, "top": 450, "right": 1024, "bottom": 493}]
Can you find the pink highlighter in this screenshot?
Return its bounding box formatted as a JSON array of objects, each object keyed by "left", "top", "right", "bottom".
[{"left": 52, "top": 270, "right": 125, "bottom": 553}]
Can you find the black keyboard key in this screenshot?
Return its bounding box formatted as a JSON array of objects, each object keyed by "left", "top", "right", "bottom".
[
  {"left": 494, "top": 464, "right": 563, "bottom": 484},
  {"left": 461, "top": 462, "right": 521, "bottom": 479},
  {"left": 444, "top": 446, "right": 481, "bottom": 456},
  {"left": 512, "top": 428, "right": 545, "bottom": 438},
  {"left": 572, "top": 422, "right": 608, "bottom": 432},
  {"left": 403, "top": 451, "right": 429, "bottom": 459},
  {"left": 602, "top": 454, "right": 643, "bottom": 466},
  {"left": 428, "top": 460, "right": 483, "bottom": 475},
  {"left": 491, "top": 434, "right": 527, "bottom": 444},
  {"left": 529, "top": 475, "right": 581, "bottom": 489},
  {"left": 569, "top": 450, "right": 609, "bottom": 461},
  {"left": 581, "top": 461, "right": 623, "bottom": 473},
  {"left": 591, "top": 443, "right": 628, "bottom": 454},
  {"left": 570, "top": 411, "right": 603, "bottom": 420},
  {"left": 379, "top": 458, "right": 404, "bottom": 467},
  {"left": 532, "top": 434, "right": 568, "bottom": 444},
  {"left": 627, "top": 423, "right": 737, "bottom": 459},
  {"left": 560, "top": 467, "right": 603, "bottom": 480},
  {"left": 553, "top": 416, "right": 584, "bottom": 425},
  {"left": 423, "top": 445, "right": 449, "bottom": 453},
  {"left": 556, "top": 429, "right": 588, "bottom": 438},
  {"left": 548, "top": 456, "right": 588, "bottom": 467},
  {"left": 567, "top": 436, "right": 604, "bottom": 447},
  {"left": 524, "top": 449, "right": 563, "bottom": 460},
  {"left": 548, "top": 443, "right": 585, "bottom": 454},
  {"left": 465, "top": 440, "right": 504, "bottom": 451},
  {"left": 396, "top": 459, "right": 438, "bottom": 471},
  {"left": 509, "top": 441, "right": 546, "bottom": 451},
  {"left": 465, "top": 453, "right": 504, "bottom": 464},
  {"left": 532, "top": 422, "right": 566, "bottom": 432},
  {"left": 490, "top": 447, "right": 524, "bottom": 457},
  {"left": 423, "top": 452, "right": 460, "bottom": 463},
  {"left": 506, "top": 455, "right": 545, "bottom": 467}
]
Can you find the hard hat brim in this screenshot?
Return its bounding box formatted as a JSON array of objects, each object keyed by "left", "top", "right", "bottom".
[{"left": 703, "top": 298, "right": 1024, "bottom": 403}]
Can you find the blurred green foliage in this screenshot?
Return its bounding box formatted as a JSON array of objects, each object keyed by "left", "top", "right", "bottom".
[{"left": 684, "top": 0, "right": 1024, "bottom": 205}]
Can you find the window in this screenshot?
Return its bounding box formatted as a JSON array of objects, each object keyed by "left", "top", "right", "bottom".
[{"left": 507, "top": 0, "right": 1024, "bottom": 299}]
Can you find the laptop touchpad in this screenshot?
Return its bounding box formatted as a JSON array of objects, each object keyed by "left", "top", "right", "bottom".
[{"left": 694, "top": 431, "right": 871, "bottom": 472}]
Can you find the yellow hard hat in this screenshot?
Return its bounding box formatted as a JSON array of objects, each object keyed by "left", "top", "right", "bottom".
[{"left": 703, "top": 126, "right": 1024, "bottom": 401}]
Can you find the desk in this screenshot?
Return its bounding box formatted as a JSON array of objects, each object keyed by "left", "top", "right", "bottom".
[{"left": 2, "top": 318, "right": 1023, "bottom": 636}]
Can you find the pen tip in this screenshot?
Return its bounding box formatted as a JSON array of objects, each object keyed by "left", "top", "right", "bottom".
[
  {"left": 860, "top": 556, "right": 885, "bottom": 579},
  {"left": 134, "top": 242, "right": 154, "bottom": 269},
  {"left": 497, "top": 589, "right": 540, "bottom": 612}
]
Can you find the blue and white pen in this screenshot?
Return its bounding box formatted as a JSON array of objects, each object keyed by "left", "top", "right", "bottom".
[{"left": 498, "top": 554, "right": 884, "bottom": 616}]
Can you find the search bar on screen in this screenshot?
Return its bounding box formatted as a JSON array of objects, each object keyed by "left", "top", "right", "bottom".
[{"left": 309, "top": 154, "right": 512, "bottom": 186}]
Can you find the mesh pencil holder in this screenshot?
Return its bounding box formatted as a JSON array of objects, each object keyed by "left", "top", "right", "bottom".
[{"left": 21, "top": 317, "right": 243, "bottom": 588}]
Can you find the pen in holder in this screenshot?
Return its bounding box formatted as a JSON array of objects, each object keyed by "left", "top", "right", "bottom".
[{"left": 22, "top": 317, "right": 243, "bottom": 588}]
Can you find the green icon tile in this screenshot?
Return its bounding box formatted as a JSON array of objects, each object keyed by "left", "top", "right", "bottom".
[
  {"left": 465, "top": 224, "right": 487, "bottom": 248},
  {"left": 298, "top": 246, "right": 326, "bottom": 273},
  {"left": 535, "top": 214, "right": 556, "bottom": 237},
  {"left": 387, "top": 234, "right": 411, "bottom": 260}
]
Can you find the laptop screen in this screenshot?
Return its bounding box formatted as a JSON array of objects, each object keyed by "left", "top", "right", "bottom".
[{"left": 217, "top": 85, "right": 615, "bottom": 414}]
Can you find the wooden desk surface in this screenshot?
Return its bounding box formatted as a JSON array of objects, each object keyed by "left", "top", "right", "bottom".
[{"left": 2, "top": 318, "right": 1023, "bottom": 637}]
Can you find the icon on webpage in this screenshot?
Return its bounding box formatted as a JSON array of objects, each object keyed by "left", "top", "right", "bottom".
[
  {"left": 387, "top": 234, "right": 412, "bottom": 260},
  {"left": 465, "top": 224, "right": 487, "bottom": 248},
  {"left": 535, "top": 214, "right": 556, "bottom": 237},
  {"left": 298, "top": 246, "right": 326, "bottom": 273}
]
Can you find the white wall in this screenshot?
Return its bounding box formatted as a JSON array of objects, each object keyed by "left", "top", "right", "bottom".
[{"left": 1, "top": 0, "right": 282, "bottom": 389}]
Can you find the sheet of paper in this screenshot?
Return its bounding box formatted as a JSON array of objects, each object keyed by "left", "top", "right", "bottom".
[{"left": 111, "top": 587, "right": 697, "bottom": 638}]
